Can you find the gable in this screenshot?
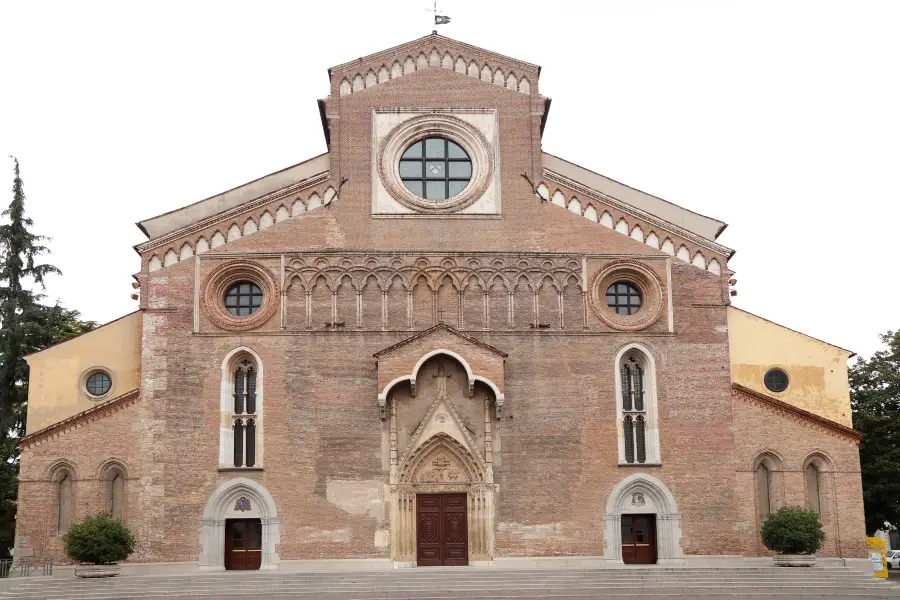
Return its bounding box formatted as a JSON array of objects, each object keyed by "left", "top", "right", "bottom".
[
  {"left": 728, "top": 307, "right": 853, "bottom": 427},
  {"left": 138, "top": 153, "right": 330, "bottom": 241},
  {"left": 330, "top": 34, "right": 538, "bottom": 100}
]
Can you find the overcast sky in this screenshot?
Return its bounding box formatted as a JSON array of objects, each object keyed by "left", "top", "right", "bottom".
[{"left": 1, "top": 1, "right": 897, "bottom": 359}]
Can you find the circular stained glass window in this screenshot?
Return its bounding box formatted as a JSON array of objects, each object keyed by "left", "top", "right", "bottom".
[
  {"left": 86, "top": 371, "right": 112, "bottom": 396},
  {"left": 399, "top": 137, "right": 472, "bottom": 201},
  {"left": 764, "top": 368, "right": 789, "bottom": 393},
  {"left": 224, "top": 282, "right": 263, "bottom": 317},
  {"left": 606, "top": 282, "right": 642, "bottom": 315}
]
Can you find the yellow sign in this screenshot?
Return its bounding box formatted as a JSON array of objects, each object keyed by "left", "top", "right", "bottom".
[{"left": 866, "top": 537, "right": 888, "bottom": 579}]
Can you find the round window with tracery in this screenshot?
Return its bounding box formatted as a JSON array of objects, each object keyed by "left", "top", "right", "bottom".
[
  {"left": 399, "top": 137, "right": 472, "bottom": 201},
  {"left": 86, "top": 371, "right": 112, "bottom": 397},
  {"left": 606, "top": 282, "right": 642, "bottom": 315},
  {"left": 224, "top": 282, "right": 263, "bottom": 317}
]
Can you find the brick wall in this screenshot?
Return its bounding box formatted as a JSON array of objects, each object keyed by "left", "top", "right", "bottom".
[{"left": 14, "top": 41, "right": 866, "bottom": 565}]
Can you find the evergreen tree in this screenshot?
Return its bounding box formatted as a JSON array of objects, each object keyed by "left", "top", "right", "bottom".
[
  {"left": 0, "top": 158, "right": 96, "bottom": 558},
  {"left": 0, "top": 157, "right": 60, "bottom": 443},
  {"left": 850, "top": 329, "right": 900, "bottom": 535}
]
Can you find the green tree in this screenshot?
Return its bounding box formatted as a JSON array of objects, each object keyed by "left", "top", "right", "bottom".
[
  {"left": 850, "top": 329, "right": 900, "bottom": 535},
  {"left": 64, "top": 514, "right": 135, "bottom": 565},
  {"left": 760, "top": 506, "right": 825, "bottom": 555},
  {"left": 0, "top": 158, "right": 96, "bottom": 558},
  {"left": 0, "top": 158, "right": 61, "bottom": 443}
]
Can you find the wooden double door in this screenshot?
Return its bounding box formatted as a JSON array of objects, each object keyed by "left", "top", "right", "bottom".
[
  {"left": 621, "top": 514, "right": 657, "bottom": 564},
  {"left": 416, "top": 493, "right": 468, "bottom": 566},
  {"left": 225, "top": 518, "right": 262, "bottom": 570}
]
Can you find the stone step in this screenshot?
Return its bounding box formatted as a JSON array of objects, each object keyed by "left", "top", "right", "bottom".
[
  {"left": 8, "top": 577, "right": 885, "bottom": 591},
  {"left": 7, "top": 584, "right": 899, "bottom": 599},
  {"left": 3, "top": 567, "right": 897, "bottom": 600},
  {"left": 7, "top": 592, "right": 900, "bottom": 600}
]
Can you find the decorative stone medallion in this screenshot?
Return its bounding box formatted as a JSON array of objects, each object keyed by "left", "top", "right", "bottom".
[
  {"left": 589, "top": 259, "right": 664, "bottom": 331},
  {"left": 202, "top": 260, "right": 280, "bottom": 332},
  {"left": 631, "top": 491, "right": 646, "bottom": 507},
  {"left": 235, "top": 497, "right": 251, "bottom": 512},
  {"left": 376, "top": 113, "right": 495, "bottom": 214}
]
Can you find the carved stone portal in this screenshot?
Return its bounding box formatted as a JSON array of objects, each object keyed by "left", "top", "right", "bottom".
[{"left": 387, "top": 359, "right": 498, "bottom": 566}]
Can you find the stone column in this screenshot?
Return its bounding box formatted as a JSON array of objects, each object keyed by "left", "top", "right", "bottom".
[
  {"left": 259, "top": 516, "right": 282, "bottom": 570},
  {"left": 199, "top": 518, "right": 226, "bottom": 571},
  {"left": 603, "top": 514, "right": 623, "bottom": 563}
]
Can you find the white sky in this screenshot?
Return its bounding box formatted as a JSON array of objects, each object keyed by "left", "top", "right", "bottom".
[{"left": 1, "top": 1, "right": 897, "bottom": 359}]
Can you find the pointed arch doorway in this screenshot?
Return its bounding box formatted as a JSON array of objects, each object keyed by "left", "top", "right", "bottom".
[{"left": 374, "top": 328, "right": 506, "bottom": 567}]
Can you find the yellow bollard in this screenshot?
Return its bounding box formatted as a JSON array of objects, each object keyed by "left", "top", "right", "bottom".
[{"left": 867, "top": 537, "right": 888, "bottom": 579}]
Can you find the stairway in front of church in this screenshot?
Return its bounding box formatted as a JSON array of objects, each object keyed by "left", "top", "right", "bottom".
[{"left": 2, "top": 566, "right": 899, "bottom": 599}]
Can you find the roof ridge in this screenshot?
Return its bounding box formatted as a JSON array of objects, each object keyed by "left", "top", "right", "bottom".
[
  {"left": 729, "top": 306, "right": 855, "bottom": 356},
  {"left": 20, "top": 389, "right": 140, "bottom": 448},
  {"left": 330, "top": 33, "right": 540, "bottom": 74},
  {"left": 542, "top": 151, "right": 727, "bottom": 237},
  {"left": 731, "top": 383, "right": 860, "bottom": 442}
]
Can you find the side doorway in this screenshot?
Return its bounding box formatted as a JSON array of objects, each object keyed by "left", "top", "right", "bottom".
[
  {"left": 621, "top": 514, "right": 657, "bottom": 564},
  {"left": 225, "top": 518, "right": 262, "bottom": 570},
  {"left": 416, "top": 493, "right": 468, "bottom": 566}
]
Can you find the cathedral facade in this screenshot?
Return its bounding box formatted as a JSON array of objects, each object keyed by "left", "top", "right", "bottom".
[{"left": 13, "top": 35, "right": 866, "bottom": 571}]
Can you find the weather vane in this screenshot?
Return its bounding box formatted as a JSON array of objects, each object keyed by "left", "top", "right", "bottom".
[{"left": 427, "top": 1, "right": 451, "bottom": 34}]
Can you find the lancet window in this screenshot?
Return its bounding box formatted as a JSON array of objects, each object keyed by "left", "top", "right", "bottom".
[
  {"left": 53, "top": 467, "right": 74, "bottom": 535},
  {"left": 232, "top": 358, "right": 257, "bottom": 467},
  {"left": 102, "top": 463, "right": 127, "bottom": 521},
  {"left": 616, "top": 346, "right": 660, "bottom": 464},
  {"left": 220, "top": 349, "right": 263, "bottom": 469}
]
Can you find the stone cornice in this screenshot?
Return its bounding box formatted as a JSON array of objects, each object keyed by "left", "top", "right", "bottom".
[
  {"left": 374, "top": 323, "right": 508, "bottom": 359},
  {"left": 135, "top": 172, "right": 330, "bottom": 253},
  {"left": 732, "top": 383, "right": 861, "bottom": 442},
  {"left": 19, "top": 389, "right": 140, "bottom": 449},
  {"left": 543, "top": 169, "right": 734, "bottom": 259}
]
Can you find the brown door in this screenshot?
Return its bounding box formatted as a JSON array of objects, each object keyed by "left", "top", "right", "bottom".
[
  {"left": 225, "top": 519, "right": 262, "bottom": 570},
  {"left": 621, "top": 514, "right": 656, "bottom": 564},
  {"left": 416, "top": 493, "right": 468, "bottom": 566}
]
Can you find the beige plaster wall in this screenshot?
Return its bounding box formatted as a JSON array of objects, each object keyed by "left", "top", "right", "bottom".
[
  {"left": 728, "top": 306, "right": 853, "bottom": 427},
  {"left": 24, "top": 311, "right": 142, "bottom": 434}
]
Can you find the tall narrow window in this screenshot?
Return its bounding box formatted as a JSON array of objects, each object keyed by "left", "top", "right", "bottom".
[
  {"left": 623, "top": 416, "right": 635, "bottom": 463},
  {"left": 619, "top": 353, "right": 650, "bottom": 463},
  {"left": 233, "top": 419, "right": 245, "bottom": 467},
  {"left": 234, "top": 369, "right": 245, "bottom": 414},
  {"left": 756, "top": 464, "right": 771, "bottom": 519},
  {"left": 57, "top": 471, "right": 73, "bottom": 535},
  {"left": 224, "top": 352, "right": 261, "bottom": 469},
  {"left": 806, "top": 464, "right": 821, "bottom": 515},
  {"left": 246, "top": 369, "right": 257, "bottom": 415},
  {"left": 111, "top": 472, "right": 125, "bottom": 520},
  {"left": 101, "top": 464, "right": 127, "bottom": 521},
  {"left": 245, "top": 419, "right": 256, "bottom": 467}
]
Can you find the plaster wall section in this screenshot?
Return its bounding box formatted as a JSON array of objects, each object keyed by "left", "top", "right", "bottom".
[
  {"left": 727, "top": 307, "right": 853, "bottom": 427},
  {"left": 24, "top": 312, "right": 142, "bottom": 434}
]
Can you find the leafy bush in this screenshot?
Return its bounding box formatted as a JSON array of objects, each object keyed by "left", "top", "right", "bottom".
[
  {"left": 761, "top": 506, "right": 825, "bottom": 555},
  {"left": 63, "top": 514, "right": 135, "bottom": 564}
]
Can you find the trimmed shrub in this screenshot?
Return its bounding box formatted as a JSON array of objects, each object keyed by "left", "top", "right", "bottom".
[
  {"left": 760, "top": 506, "right": 825, "bottom": 555},
  {"left": 63, "top": 514, "right": 135, "bottom": 565}
]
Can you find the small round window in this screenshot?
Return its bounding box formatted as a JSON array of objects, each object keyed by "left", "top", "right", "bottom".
[
  {"left": 224, "top": 282, "right": 263, "bottom": 317},
  {"left": 86, "top": 371, "right": 112, "bottom": 397},
  {"left": 764, "top": 368, "right": 789, "bottom": 393},
  {"left": 399, "top": 137, "right": 472, "bottom": 201},
  {"left": 606, "top": 282, "right": 642, "bottom": 315}
]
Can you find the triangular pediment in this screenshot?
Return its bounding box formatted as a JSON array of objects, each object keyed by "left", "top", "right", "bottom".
[
  {"left": 374, "top": 323, "right": 506, "bottom": 360},
  {"left": 330, "top": 34, "right": 538, "bottom": 99},
  {"left": 397, "top": 396, "right": 489, "bottom": 485}
]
